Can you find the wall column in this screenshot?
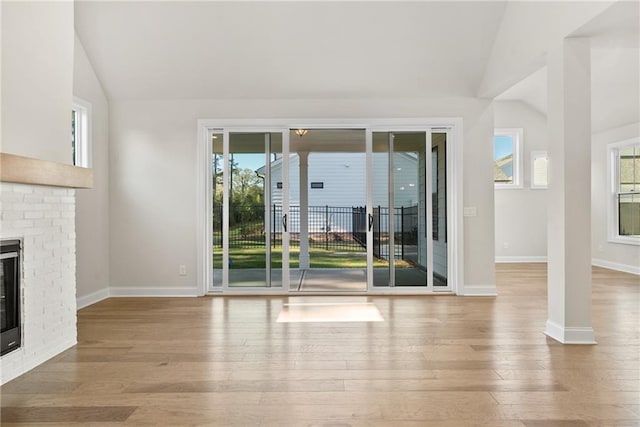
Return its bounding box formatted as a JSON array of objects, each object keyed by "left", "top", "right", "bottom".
[
  {"left": 298, "top": 151, "right": 310, "bottom": 269},
  {"left": 546, "top": 37, "right": 595, "bottom": 344}
]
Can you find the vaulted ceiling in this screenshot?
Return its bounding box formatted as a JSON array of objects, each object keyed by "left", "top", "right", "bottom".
[
  {"left": 495, "top": 1, "right": 639, "bottom": 133},
  {"left": 74, "top": 1, "right": 507, "bottom": 100},
  {"left": 75, "top": 1, "right": 638, "bottom": 134}
]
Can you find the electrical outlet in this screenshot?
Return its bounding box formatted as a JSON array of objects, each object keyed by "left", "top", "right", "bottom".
[
  {"left": 179, "top": 265, "right": 187, "bottom": 276},
  {"left": 503, "top": 242, "right": 509, "bottom": 249}
]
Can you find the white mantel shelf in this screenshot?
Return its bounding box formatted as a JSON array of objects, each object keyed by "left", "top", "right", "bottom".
[{"left": 0, "top": 153, "right": 93, "bottom": 189}]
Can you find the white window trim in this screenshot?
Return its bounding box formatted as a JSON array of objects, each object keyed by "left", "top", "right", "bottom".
[
  {"left": 530, "top": 150, "right": 548, "bottom": 189},
  {"left": 72, "top": 96, "right": 92, "bottom": 168},
  {"left": 607, "top": 137, "right": 640, "bottom": 246},
  {"left": 494, "top": 128, "right": 523, "bottom": 189}
]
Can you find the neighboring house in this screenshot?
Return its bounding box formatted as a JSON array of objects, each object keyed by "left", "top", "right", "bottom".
[
  {"left": 265, "top": 152, "right": 420, "bottom": 209},
  {"left": 258, "top": 148, "right": 448, "bottom": 278},
  {"left": 494, "top": 153, "right": 513, "bottom": 183}
]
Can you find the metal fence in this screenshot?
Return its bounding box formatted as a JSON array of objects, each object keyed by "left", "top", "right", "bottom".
[
  {"left": 213, "top": 204, "right": 420, "bottom": 256},
  {"left": 275, "top": 205, "right": 367, "bottom": 251},
  {"left": 370, "top": 206, "right": 419, "bottom": 260}
]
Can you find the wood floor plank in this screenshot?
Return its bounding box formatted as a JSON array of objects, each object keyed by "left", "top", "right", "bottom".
[
  {"left": 491, "top": 391, "right": 640, "bottom": 406},
  {"left": 123, "top": 379, "right": 345, "bottom": 393},
  {"left": 0, "top": 406, "right": 137, "bottom": 423},
  {"left": 345, "top": 378, "right": 568, "bottom": 392},
  {"left": 521, "top": 421, "right": 590, "bottom": 427}
]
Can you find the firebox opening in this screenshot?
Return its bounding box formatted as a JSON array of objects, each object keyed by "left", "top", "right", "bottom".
[{"left": 1, "top": 239, "right": 21, "bottom": 356}]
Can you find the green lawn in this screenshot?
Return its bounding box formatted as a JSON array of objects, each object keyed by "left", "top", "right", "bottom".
[{"left": 213, "top": 247, "right": 389, "bottom": 269}]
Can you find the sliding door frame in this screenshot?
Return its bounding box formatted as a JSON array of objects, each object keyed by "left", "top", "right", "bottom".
[{"left": 197, "top": 118, "right": 464, "bottom": 296}]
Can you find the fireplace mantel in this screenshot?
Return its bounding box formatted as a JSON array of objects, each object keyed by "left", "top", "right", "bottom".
[{"left": 0, "top": 153, "right": 93, "bottom": 189}]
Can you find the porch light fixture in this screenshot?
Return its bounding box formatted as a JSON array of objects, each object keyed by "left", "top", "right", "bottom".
[{"left": 294, "top": 129, "right": 308, "bottom": 137}]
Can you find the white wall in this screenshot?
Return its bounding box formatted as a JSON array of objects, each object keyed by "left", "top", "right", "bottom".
[
  {"left": 73, "top": 35, "right": 111, "bottom": 307},
  {"left": 1, "top": 1, "right": 74, "bottom": 163},
  {"left": 494, "top": 100, "right": 549, "bottom": 262},
  {"left": 109, "top": 97, "right": 495, "bottom": 293},
  {"left": 479, "top": 1, "right": 613, "bottom": 98},
  {"left": 592, "top": 122, "right": 640, "bottom": 274}
]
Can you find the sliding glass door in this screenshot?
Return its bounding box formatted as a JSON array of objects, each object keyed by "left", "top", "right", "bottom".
[
  {"left": 288, "top": 129, "right": 368, "bottom": 292},
  {"left": 431, "top": 132, "right": 449, "bottom": 288},
  {"left": 211, "top": 131, "right": 288, "bottom": 289},
  {"left": 208, "top": 124, "right": 452, "bottom": 293},
  {"left": 369, "top": 130, "right": 450, "bottom": 291}
]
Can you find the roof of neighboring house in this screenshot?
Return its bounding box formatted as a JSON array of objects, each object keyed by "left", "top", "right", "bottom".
[{"left": 494, "top": 154, "right": 512, "bottom": 182}]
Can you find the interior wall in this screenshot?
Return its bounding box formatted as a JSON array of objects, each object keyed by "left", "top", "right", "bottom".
[
  {"left": 494, "top": 100, "right": 549, "bottom": 261},
  {"left": 479, "top": 1, "right": 613, "bottom": 98},
  {"left": 1, "top": 1, "right": 74, "bottom": 163},
  {"left": 592, "top": 122, "right": 640, "bottom": 273},
  {"left": 108, "top": 97, "right": 495, "bottom": 294},
  {"left": 73, "top": 34, "right": 111, "bottom": 306}
]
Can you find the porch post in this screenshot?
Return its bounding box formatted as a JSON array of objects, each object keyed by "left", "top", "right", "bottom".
[
  {"left": 545, "top": 37, "right": 595, "bottom": 344},
  {"left": 299, "top": 151, "right": 310, "bottom": 269}
]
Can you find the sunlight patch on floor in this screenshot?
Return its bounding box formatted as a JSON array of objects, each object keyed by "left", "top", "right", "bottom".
[{"left": 276, "top": 297, "right": 384, "bottom": 323}]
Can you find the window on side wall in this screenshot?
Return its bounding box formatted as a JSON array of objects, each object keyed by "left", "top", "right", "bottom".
[
  {"left": 609, "top": 138, "right": 640, "bottom": 244},
  {"left": 494, "top": 128, "right": 523, "bottom": 189},
  {"left": 72, "top": 97, "right": 91, "bottom": 167}
]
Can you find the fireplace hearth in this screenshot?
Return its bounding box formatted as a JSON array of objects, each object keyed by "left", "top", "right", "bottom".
[{"left": 1, "top": 239, "right": 21, "bottom": 356}]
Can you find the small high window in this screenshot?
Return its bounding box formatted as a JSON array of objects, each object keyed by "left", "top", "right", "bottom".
[
  {"left": 72, "top": 97, "right": 91, "bottom": 167},
  {"left": 609, "top": 138, "right": 640, "bottom": 244},
  {"left": 494, "top": 128, "right": 523, "bottom": 188}
]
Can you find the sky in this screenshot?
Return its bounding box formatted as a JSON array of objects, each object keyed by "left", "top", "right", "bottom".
[
  {"left": 494, "top": 135, "right": 513, "bottom": 160},
  {"left": 232, "top": 153, "right": 266, "bottom": 173}
]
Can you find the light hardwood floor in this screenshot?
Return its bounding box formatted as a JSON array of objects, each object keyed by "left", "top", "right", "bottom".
[{"left": 1, "top": 264, "right": 638, "bottom": 426}]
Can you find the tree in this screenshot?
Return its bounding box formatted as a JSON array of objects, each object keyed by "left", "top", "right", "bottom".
[
  {"left": 211, "top": 154, "right": 265, "bottom": 231},
  {"left": 231, "top": 168, "right": 264, "bottom": 227}
]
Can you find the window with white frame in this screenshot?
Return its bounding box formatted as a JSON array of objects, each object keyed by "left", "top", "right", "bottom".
[
  {"left": 608, "top": 138, "right": 640, "bottom": 244},
  {"left": 71, "top": 97, "right": 91, "bottom": 167},
  {"left": 531, "top": 151, "right": 548, "bottom": 189},
  {"left": 494, "top": 128, "right": 523, "bottom": 188}
]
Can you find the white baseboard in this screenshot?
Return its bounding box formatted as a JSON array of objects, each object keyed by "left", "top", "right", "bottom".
[
  {"left": 495, "top": 256, "right": 547, "bottom": 263},
  {"left": 77, "top": 288, "right": 110, "bottom": 310},
  {"left": 545, "top": 320, "right": 596, "bottom": 344},
  {"left": 460, "top": 284, "right": 497, "bottom": 296},
  {"left": 494, "top": 257, "right": 638, "bottom": 275},
  {"left": 591, "top": 258, "right": 640, "bottom": 275},
  {"left": 109, "top": 286, "right": 201, "bottom": 297}
]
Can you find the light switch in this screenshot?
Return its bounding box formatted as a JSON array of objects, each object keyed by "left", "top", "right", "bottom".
[{"left": 463, "top": 207, "right": 477, "bottom": 217}]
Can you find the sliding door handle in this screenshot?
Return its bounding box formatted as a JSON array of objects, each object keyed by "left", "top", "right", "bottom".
[
  {"left": 282, "top": 214, "right": 287, "bottom": 232},
  {"left": 368, "top": 213, "right": 374, "bottom": 231}
]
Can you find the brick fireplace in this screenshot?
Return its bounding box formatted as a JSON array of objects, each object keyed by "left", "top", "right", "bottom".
[
  {"left": 0, "top": 182, "right": 78, "bottom": 383},
  {"left": 0, "top": 153, "right": 91, "bottom": 384}
]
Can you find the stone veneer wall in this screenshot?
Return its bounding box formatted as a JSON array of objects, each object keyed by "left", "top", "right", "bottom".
[{"left": 0, "top": 182, "right": 77, "bottom": 384}]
